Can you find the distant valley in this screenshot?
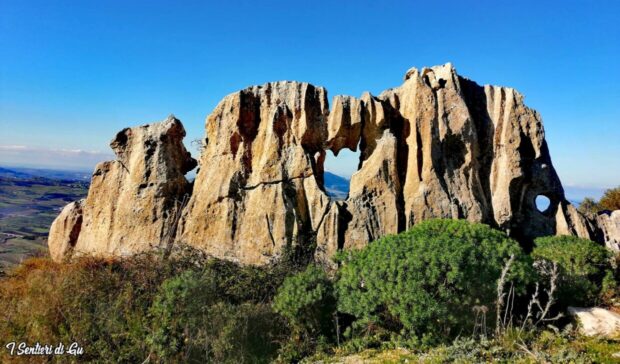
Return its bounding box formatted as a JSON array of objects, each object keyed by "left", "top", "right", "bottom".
[
  {"left": 324, "top": 171, "right": 349, "bottom": 199},
  {"left": 0, "top": 167, "right": 89, "bottom": 269}
]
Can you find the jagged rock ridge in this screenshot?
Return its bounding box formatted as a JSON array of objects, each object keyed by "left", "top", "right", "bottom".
[{"left": 48, "top": 64, "right": 620, "bottom": 264}]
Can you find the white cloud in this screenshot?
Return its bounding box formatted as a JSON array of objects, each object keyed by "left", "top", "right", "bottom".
[{"left": 0, "top": 145, "right": 113, "bottom": 171}]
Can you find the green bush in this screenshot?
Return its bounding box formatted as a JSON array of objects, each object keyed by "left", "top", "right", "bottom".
[
  {"left": 273, "top": 264, "right": 337, "bottom": 360},
  {"left": 4, "top": 223, "right": 617, "bottom": 362},
  {"left": 532, "top": 235, "right": 613, "bottom": 306},
  {"left": 335, "top": 219, "right": 530, "bottom": 342},
  {"left": 599, "top": 186, "right": 620, "bottom": 211},
  {"left": 147, "top": 270, "right": 217, "bottom": 359},
  {"left": 147, "top": 268, "right": 285, "bottom": 363}
]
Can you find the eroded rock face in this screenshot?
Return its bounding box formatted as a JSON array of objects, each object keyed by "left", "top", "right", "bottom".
[
  {"left": 48, "top": 116, "right": 196, "bottom": 260},
  {"left": 332, "top": 63, "right": 570, "bottom": 250},
  {"left": 595, "top": 211, "right": 620, "bottom": 252},
  {"left": 176, "top": 82, "right": 334, "bottom": 265},
  {"left": 49, "top": 65, "right": 620, "bottom": 264},
  {"left": 48, "top": 199, "right": 84, "bottom": 262}
]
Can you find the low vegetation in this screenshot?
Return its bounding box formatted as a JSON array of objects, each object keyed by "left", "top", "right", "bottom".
[
  {"left": 335, "top": 220, "right": 531, "bottom": 344},
  {"left": 579, "top": 186, "right": 620, "bottom": 214},
  {"left": 1, "top": 219, "right": 618, "bottom": 363},
  {"left": 532, "top": 235, "right": 614, "bottom": 306}
]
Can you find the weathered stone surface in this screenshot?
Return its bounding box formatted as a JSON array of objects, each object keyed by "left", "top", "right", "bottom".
[
  {"left": 595, "top": 210, "right": 620, "bottom": 252},
  {"left": 568, "top": 307, "right": 620, "bottom": 337},
  {"left": 555, "top": 202, "right": 594, "bottom": 239},
  {"left": 396, "top": 64, "right": 490, "bottom": 227},
  {"left": 49, "top": 64, "right": 620, "bottom": 264},
  {"left": 344, "top": 131, "right": 402, "bottom": 250},
  {"left": 334, "top": 63, "right": 573, "bottom": 249},
  {"left": 176, "top": 82, "right": 334, "bottom": 265},
  {"left": 48, "top": 116, "right": 196, "bottom": 260},
  {"left": 48, "top": 199, "right": 84, "bottom": 262},
  {"left": 327, "top": 95, "right": 363, "bottom": 155}
]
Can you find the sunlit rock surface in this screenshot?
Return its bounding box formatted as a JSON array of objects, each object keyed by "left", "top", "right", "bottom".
[{"left": 49, "top": 65, "right": 619, "bottom": 264}]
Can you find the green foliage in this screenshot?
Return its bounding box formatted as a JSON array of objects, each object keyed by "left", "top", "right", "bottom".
[
  {"left": 577, "top": 186, "right": 620, "bottom": 214},
  {"left": 335, "top": 219, "right": 530, "bottom": 342},
  {"left": 599, "top": 186, "right": 620, "bottom": 211},
  {"left": 147, "top": 267, "right": 285, "bottom": 363},
  {"left": 532, "top": 235, "right": 612, "bottom": 306},
  {"left": 147, "top": 270, "right": 216, "bottom": 358},
  {"left": 578, "top": 197, "right": 600, "bottom": 215},
  {"left": 273, "top": 265, "right": 336, "bottom": 360},
  {"left": 307, "top": 328, "right": 620, "bottom": 363}
]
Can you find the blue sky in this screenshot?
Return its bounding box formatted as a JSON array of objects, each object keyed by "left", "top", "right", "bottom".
[{"left": 0, "top": 1, "right": 618, "bottom": 197}]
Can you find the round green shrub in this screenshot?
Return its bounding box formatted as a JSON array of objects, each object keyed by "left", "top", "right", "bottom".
[
  {"left": 273, "top": 264, "right": 337, "bottom": 361},
  {"left": 335, "top": 219, "right": 530, "bottom": 342},
  {"left": 531, "top": 235, "right": 612, "bottom": 306},
  {"left": 273, "top": 264, "right": 336, "bottom": 338}
]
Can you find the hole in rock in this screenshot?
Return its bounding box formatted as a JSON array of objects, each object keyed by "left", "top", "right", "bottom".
[
  {"left": 322, "top": 148, "right": 361, "bottom": 200},
  {"left": 535, "top": 195, "right": 551, "bottom": 214},
  {"left": 183, "top": 141, "right": 202, "bottom": 181}
]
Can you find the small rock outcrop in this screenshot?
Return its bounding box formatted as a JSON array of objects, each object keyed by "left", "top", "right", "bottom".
[
  {"left": 48, "top": 64, "right": 620, "bottom": 264},
  {"left": 596, "top": 210, "right": 620, "bottom": 252},
  {"left": 568, "top": 307, "right": 620, "bottom": 337},
  {"left": 48, "top": 199, "right": 84, "bottom": 261}
]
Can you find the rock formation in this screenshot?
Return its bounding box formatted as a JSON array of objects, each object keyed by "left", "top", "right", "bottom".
[
  {"left": 48, "top": 64, "right": 620, "bottom": 264},
  {"left": 177, "top": 81, "right": 334, "bottom": 264},
  {"left": 48, "top": 116, "right": 196, "bottom": 260},
  {"left": 595, "top": 210, "right": 620, "bottom": 252},
  {"left": 48, "top": 200, "right": 83, "bottom": 261}
]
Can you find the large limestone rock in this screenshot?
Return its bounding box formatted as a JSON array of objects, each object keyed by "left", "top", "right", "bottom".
[
  {"left": 48, "top": 116, "right": 196, "bottom": 260},
  {"left": 333, "top": 63, "right": 571, "bottom": 249},
  {"left": 343, "top": 131, "right": 403, "bottom": 250},
  {"left": 49, "top": 64, "right": 620, "bottom": 264},
  {"left": 176, "top": 82, "right": 335, "bottom": 265}
]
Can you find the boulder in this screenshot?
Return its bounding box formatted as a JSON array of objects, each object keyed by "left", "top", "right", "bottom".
[
  {"left": 568, "top": 307, "right": 620, "bottom": 337},
  {"left": 48, "top": 199, "right": 84, "bottom": 262}
]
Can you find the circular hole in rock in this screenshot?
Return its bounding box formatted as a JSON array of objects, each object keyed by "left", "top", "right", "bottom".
[{"left": 535, "top": 195, "right": 551, "bottom": 214}]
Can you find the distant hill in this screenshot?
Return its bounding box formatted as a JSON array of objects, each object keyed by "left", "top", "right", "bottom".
[
  {"left": 0, "top": 167, "right": 32, "bottom": 179},
  {"left": 324, "top": 171, "right": 349, "bottom": 200},
  {"left": 0, "top": 166, "right": 91, "bottom": 182}
]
